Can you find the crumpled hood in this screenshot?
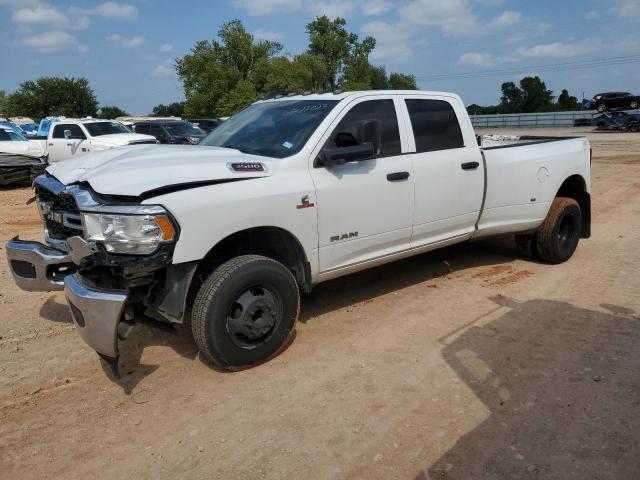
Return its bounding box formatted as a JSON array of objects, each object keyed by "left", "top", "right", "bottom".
[
  {"left": 91, "top": 133, "right": 156, "bottom": 146},
  {"left": 46, "top": 144, "right": 272, "bottom": 196}
]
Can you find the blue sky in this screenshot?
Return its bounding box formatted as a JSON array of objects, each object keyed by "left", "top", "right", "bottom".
[{"left": 1, "top": 0, "right": 639, "bottom": 114}]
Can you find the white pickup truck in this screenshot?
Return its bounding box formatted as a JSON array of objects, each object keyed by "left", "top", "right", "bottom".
[
  {"left": 30, "top": 118, "right": 157, "bottom": 163},
  {"left": 6, "top": 90, "right": 591, "bottom": 373}
]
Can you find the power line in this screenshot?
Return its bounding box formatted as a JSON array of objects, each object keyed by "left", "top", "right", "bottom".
[{"left": 415, "top": 55, "right": 640, "bottom": 81}]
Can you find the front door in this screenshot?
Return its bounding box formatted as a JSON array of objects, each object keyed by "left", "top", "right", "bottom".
[
  {"left": 49, "top": 124, "right": 88, "bottom": 162},
  {"left": 310, "top": 97, "right": 414, "bottom": 273}
]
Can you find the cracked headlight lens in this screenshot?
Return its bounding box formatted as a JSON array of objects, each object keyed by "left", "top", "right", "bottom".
[{"left": 82, "top": 213, "right": 175, "bottom": 255}]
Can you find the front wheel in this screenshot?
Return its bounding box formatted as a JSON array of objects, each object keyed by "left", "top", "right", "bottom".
[
  {"left": 191, "top": 255, "right": 300, "bottom": 370},
  {"left": 596, "top": 103, "right": 606, "bottom": 112},
  {"left": 630, "top": 100, "right": 639, "bottom": 109},
  {"left": 535, "top": 197, "right": 581, "bottom": 264}
]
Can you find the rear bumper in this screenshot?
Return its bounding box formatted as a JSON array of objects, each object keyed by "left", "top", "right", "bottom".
[
  {"left": 64, "top": 274, "right": 127, "bottom": 358},
  {"left": 5, "top": 239, "right": 74, "bottom": 291}
]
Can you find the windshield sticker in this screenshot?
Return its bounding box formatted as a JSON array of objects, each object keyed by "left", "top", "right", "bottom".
[
  {"left": 284, "top": 103, "right": 330, "bottom": 115},
  {"left": 282, "top": 141, "right": 293, "bottom": 149}
]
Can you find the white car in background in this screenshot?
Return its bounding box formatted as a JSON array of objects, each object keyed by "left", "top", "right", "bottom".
[
  {"left": 0, "top": 126, "right": 47, "bottom": 185},
  {"left": 31, "top": 119, "right": 157, "bottom": 163}
]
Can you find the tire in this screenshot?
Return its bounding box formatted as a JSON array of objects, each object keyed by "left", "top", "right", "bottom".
[
  {"left": 191, "top": 255, "right": 299, "bottom": 370},
  {"left": 596, "top": 103, "right": 606, "bottom": 113},
  {"left": 630, "top": 100, "right": 639, "bottom": 110},
  {"left": 535, "top": 197, "right": 581, "bottom": 264},
  {"left": 596, "top": 121, "right": 604, "bottom": 128}
]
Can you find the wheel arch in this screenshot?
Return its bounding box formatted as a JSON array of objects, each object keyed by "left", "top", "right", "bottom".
[
  {"left": 555, "top": 174, "right": 591, "bottom": 238},
  {"left": 190, "top": 226, "right": 312, "bottom": 297}
]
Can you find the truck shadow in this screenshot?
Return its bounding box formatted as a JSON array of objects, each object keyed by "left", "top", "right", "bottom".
[
  {"left": 104, "top": 319, "right": 199, "bottom": 395},
  {"left": 299, "top": 237, "right": 526, "bottom": 323},
  {"left": 419, "top": 296, "right": 640, "bottom": 480},
  {"left": 105, "top": 237, "right": 523, "bottom": 393}
]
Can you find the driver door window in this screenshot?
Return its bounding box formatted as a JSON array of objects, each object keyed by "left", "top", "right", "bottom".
[{"left": 322, "top": 99, "right": 401, "bottom": 157}]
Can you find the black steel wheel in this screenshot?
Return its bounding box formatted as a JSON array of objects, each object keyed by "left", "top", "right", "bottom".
[{"left": 191, "top": 255, "right": 299, "bottom": 370}]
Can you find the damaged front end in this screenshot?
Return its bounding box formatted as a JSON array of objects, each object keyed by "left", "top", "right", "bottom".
[{"left": 5, "top": 174, "right": 195, "bottom": 375}]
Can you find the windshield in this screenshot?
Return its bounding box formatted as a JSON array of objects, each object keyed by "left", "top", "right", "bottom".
[
  {"left": 164, "top": 122, "right": 205, "bottom": 137},
  {"left": 200, "top": 100, "right": 339, "bottom": 158},
  {"left": 0, "top": 129, "right": 27, "bottom": 141},
  {"left": 0, "top": 122, "right": 28, "bottom": 140},
  {"left": 84, "top": 121, "right": 131, "bottom": 136}
]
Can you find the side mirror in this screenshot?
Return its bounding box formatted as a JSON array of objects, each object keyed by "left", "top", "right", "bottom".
[
  {"left": 64, "top": 129, "right": 71, "bottom": 139},
  {"left": 359, "top": 120, "right": 381, "bottom": 155},
  {"left": 316, "top": 142, "right": 375, "bottom": 167}
]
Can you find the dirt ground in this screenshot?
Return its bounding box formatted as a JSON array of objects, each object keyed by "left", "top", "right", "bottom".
[{"left": 1, "top": 127, "right": 639, "bottom": 479}]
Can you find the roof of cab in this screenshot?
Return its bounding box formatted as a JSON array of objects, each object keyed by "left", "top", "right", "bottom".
[{"left": 256, "top": 90, "right": 457, "bottom": 103}]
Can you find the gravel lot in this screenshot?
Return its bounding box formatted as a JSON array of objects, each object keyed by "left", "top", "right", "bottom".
[{"left": 1, "top": 127, "right": 639, "bottom": 479}]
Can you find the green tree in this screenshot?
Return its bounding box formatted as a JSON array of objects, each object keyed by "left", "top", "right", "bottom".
[
  {"left": 499, "top": 81, "right": 524, "bottom": 113},
  {"left": 520, "top": 76, "right": 554, "bottom": 112},
  {"left": 557, "top": 89, "right": 581, "bottom": 111},
  {"left": 369, "top": 65, "right": 389, "bottom": 89},
  {"left": 306, "top": 16, "right": 376, "bottom": 90},
  {"left": 152, "top": 102, "right": 185, "bottom": 117},
  {"left": 98, "top": 105, "right": 128, "bottom": 119},
  {"left": 264, "top": 54, "right": 327, "bottom": 94},
  {"left": 176, "top": 19, "right": 282, "bottom": 117},
  {"left": 4, "top": 77, "right": 98, "bottom": 118},
  {"left": 216, "top": 79, "right": 258, "bottom": 116},
  {"left": 388, "top": 73, "right": 417, "bottom": 90},
  {"left": 0, "top": 90, "right": 7, "bottom": 115}
]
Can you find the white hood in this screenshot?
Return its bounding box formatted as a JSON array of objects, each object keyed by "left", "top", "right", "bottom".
[
  {"left": 0, "top": 139, "right": 46, "bottom": 158},
  {"left": 46, "top": 144, "right": 272, "bottom": 196},
  {"left": 91, "top": 133, "right": 156, "bottom": 146}
]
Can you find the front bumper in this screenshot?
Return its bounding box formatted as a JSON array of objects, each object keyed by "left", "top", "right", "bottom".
[
  {"left": 6, "top": 238, "right": 74, "bottom": 291},
  {"left": 6, "top": 238, "right": 127, "bottom": 359},
  {"left": 64, "top": 273, "right": 127, "bottom": 358}
]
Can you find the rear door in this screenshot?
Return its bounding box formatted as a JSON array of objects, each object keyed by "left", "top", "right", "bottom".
[
  {"left": 399, "top": 95, "right": 484, "bottom": 247},
  {"left": 48, "top": 124, "right": 88, "bottom": 162},
  {"left": 310, "top": 96, "right": 414, "bottom": 273}
]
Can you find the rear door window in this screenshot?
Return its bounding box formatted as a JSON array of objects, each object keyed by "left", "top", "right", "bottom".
[{"left": 405, "top": 99, "right": 464, "bottom": 153}]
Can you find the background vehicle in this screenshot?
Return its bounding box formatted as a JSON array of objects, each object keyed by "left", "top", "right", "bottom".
[
  {"left": 188, "top": 118, "right": 223, "bottom": 133},
  {"left": 592, "top": 111, "right": 640, "bottom": 129},
  {"left": 0, "top": 120, "right": 29, "bottom": 140},
  {"left": 133, "top": 120, "right": 206, "bottom": 144},
  {"left": 6, "top": 90, "right": 591, "bottom": 374},
  {"left": 592, "top": 92, "right": 640, "bottom": 112},
  {"left": 19, "top": 123, "right": 39, "bottom": 137},
  {"left": 30, "top": 119, "right": 157, "bottom": 163},
  {"left": 0, "top": 126, "right": 47, "bottom": 186}
]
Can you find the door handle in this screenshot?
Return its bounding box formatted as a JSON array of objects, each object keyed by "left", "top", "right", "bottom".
[
  {"left": 387, "top": 171, "right": 410, "bottom": 181},
  {"left": 461, "top": 161, "right": 480, "bottom": 170},
  {"left": 66, "top": 142, "right": 73, "bottom": 146}
]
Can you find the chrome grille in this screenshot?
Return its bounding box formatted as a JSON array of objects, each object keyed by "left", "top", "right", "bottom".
[{"left": 35, "top": 184, "right": 83, "bottom": 240}]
